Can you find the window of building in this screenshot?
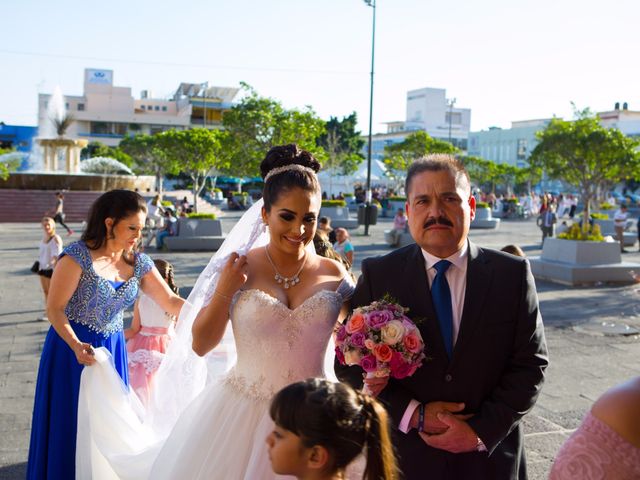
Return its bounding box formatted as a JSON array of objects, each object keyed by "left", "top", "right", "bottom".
[
  {"left": 517, "top": 139, "right": 527, "bottom": 160},
  {"left": 141, "top": 105, "right": 146, "bottom": 110},
  {"left": 150, "top": 126, "right": 164, "bottom": 135},
  {"left": 445, "top": 112, "right": 462, "bottom": 125},
  {"left": 154, "top": 106, "right": 160, "bottom": 111},
  {"left": 78, "top": 103, "right": 85, "bottom": 111},
  {"left": 162, "top": 106, "right": 167, "bottom": 111}
]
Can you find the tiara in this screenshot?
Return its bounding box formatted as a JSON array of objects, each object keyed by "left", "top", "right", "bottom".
[{"left": 264, "top": 164, "right": 317, "bottom": 183}]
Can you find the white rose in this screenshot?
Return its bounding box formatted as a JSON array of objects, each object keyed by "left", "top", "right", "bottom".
[
  {"left": 344, "top": 349, "right": 362, "bottom": 366},
  {"left": 381, "top": 320, "right": 405, "bottom": 346}
]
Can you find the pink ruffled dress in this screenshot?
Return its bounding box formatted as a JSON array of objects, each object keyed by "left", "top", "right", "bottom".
[
  {"left": 126, "top": 293, "right": 175, "bottom": 406},
  {"left": 549, "top": 411, "right": 640, "bottom": 480}
]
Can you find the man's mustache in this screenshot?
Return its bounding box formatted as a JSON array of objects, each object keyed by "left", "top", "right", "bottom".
[{"left": 423, "top": 217, "right": 453, "bottom": 229}]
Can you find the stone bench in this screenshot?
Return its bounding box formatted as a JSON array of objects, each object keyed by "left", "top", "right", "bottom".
[
  {"left": 164, "top": 218, "right": 226, "bottom": 251},
  {"left": 383, "top": 230, "right": 415, "bottom": 248},
  {"left": 320, "top": 206, "right": 360, "bottom": 230}
]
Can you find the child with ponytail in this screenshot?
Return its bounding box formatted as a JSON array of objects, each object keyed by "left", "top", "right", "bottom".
[
  {"left": 267, "top": 378, "right": 398, "bottom": 480},
  {"left": 124, "top": 259, "right": 180, "bottom": 406}
]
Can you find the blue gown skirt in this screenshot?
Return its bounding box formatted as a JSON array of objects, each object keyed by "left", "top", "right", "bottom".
[{"left": 27, "top": 322, "right": 129, "bottom": 480}]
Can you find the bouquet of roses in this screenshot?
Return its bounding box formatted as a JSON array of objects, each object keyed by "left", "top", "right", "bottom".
[{"left": 335, "top": 297, "right": 426, "bottom": 391}]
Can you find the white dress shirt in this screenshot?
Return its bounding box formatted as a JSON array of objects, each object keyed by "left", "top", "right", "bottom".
[{"left": 398, "top": 243, "right": 468, "bottom": 434}]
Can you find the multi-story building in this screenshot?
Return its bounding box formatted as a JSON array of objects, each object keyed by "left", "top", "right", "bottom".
[
  {"left": 468, "top": 119, "right": 551, "bottom": 168},
  {"left": 363, "top": 87, "right": 471, "bottom": 161},
  {"left": 468, "top": 103, "right": 640, "bottom": 169},
  {"left": 37, "top": 68, "right": 239, "bottom": 147},
  {"left": 0, "top": 123, "right": 37, "bottom": 153},
  {"left": 598, "top": 102, "right": 640, "bottom": 138}
]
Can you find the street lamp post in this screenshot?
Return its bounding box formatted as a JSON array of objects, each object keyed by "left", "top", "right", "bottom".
[
  {"left": 447, "top": 97, "right": 456, "bottom": 145},
  {"left": 363, "top": 0, "right": 376, "bottom": 236}
]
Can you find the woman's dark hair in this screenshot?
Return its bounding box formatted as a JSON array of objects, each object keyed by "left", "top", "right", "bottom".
[
  {"left": 260, "top": 144, "right": 321, "bottom": 212},
  {"left": 81, "top": 190, "right": 147, "bottom": 262},
  {"left": 153, "top": 259, "right": 179, "bottom": 295},
  {"left": 270, "top": 378, "right": 398, "bottom": 480}
]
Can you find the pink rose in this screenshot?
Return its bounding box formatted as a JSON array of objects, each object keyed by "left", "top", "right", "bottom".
[
  {"left": 346, "top": 313, "right": 366, "bottom": 334},
  {"left": 373, "top": 343, "right": 393, "bottom": 363},
  {"left": 350, "top": 332, "right": 366, "bottom": 348},
  {"left": 389, "top": 351, "right": 414, "bottom": 379},
  {"left": 335, "top": 346, "right": 345, "bottom": 365},
  {"left": 360, "top": 354, "right": 377, "bottom": 373},
  {"left": 366, "top": 310, "right": 394, "bottom": 329},
  {"left": 403, "top": 333, "right": 423, "bottom": 354},
  {"left": 364, "top": 338, "right": 376, "bottom": 351}
]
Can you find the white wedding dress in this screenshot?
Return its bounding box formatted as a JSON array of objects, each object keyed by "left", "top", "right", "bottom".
[
  {"left": 150, "top": 284, "right": 353, "bottom": 479},
  {"left": 76, "top": 199, "right": 356, "bottom": 479},
  {"left": 78, "top": 281, "right": 354, "bottom": 480}
]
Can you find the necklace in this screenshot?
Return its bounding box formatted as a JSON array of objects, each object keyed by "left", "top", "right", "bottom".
[{"left": 265, "top": 245, "right": 306, "bottom": 289}]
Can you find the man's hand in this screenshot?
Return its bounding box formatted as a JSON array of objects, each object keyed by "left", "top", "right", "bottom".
[
  {"left": 411, "top": 401, "right": 469, "bottom": 434},
  {"left": 419, "top": 412, "right": 480, "bottom": 453}
]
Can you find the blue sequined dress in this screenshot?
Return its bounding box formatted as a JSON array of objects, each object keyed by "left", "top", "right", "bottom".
[{"left": 27, "top": 241, "right": 154, "bottom": 480}]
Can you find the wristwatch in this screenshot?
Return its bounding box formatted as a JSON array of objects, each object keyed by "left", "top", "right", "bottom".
[{"left": 476, "top": 436, "right": 487, "bottom": 452}]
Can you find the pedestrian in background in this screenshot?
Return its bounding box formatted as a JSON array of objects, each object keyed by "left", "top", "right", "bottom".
[
  {"left": 51, "top": 192, "right": 74, "bottom": 236},
  {"left": 36, "top": 217, "right": 63, "bottom": 321}
]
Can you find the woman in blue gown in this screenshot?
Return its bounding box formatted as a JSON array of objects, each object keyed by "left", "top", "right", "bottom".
[{"left": 27, "top": 190, "right": 185, "bottom": 480}]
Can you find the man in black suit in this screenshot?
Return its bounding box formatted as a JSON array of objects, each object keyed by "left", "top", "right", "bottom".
[{"left": 336, "top": 154, "right": 548, "bottom": 479}]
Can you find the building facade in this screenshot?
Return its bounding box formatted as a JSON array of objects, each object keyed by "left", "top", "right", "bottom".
[
  {"left": 37, "top": 69, "right": 238, "bottom": 147},
  {"left": 0, "top": 124, "right": 37, "bottom": 152},
  {"left": 363, "top": 86, "right": 471, "bottom": 162},
  {"left": 468, "top": 119, "right": 551, "bottom": 168}
]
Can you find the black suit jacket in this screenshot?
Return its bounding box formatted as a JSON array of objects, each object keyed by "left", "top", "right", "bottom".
[{"left": 335, "top": 241, "right": 548, "bottom": 480}]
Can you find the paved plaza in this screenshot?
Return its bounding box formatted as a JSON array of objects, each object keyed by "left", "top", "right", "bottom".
[{"left": 1, "top": 213, "right": 640, "bottom": 479}]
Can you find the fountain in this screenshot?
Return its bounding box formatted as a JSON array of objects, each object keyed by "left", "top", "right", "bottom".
[
  {"left": 37, "top": 86, "right": 88, "bottom": 173},
  {"left": 0, "top": 86, "right": 154, "bottom": 192}
]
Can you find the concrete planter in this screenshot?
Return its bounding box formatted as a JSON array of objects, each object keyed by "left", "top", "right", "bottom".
[
  {"left": 319, "top": 206, "right": 359, "bottom": 230},
  {"left": 164, "top": 218, "right": 226, "bottom": 251},
  {"left": 471, "top": 207, "right": 500, "bottom": 229},
  {"left": 529, "top": 238, "right": 640, "bottom": 285}
]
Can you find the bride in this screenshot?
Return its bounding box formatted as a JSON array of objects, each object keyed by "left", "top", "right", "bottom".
[{"left": 77, "top": 144, "right": 354, "bottom": 479}]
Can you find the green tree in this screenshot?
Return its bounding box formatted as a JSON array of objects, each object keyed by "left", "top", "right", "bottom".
[
  {"left": 317, "top": 113, "right": 364, "bottom": 174},
  {"left": 119, "top": 134, "right": 178, "bottom": 194},
  {"left": 221, "top": 84, "right": 326, "bottom": 178},
  {"left": 382, "top": 131, "right": 458, "bottom": 189},
  {"left": 529, "top": 108, "right": 640, "bottom": 231},
  {"left": 82, "top": 141, "right": 133, "bottom": 168},
  {"left": 159, "top": 129, "right": 227, "bottom": 213}
]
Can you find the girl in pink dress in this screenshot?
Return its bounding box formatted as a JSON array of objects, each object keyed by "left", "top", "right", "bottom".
[{"left": 125, "top": 259, "right": 179, "bottom": 406}]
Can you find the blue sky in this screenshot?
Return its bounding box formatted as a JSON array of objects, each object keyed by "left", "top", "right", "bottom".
[{"left": 1, "top": 0, "right": 638, "bottom": 133}]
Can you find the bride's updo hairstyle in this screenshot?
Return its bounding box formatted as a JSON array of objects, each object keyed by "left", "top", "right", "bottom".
[
  {"left": 260, "top": 144, "right": 321, "bottom": 212},
  {"left": 270, "top": 378, "right": 398, "bottom": 480}
]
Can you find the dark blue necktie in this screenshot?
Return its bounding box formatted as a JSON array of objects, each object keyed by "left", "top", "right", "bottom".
[{"left": 431, "top": 260, "right": 453, "bottom": 359}]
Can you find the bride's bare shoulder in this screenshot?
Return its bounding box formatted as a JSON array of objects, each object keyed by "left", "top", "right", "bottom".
[{"left": 315, "top": 256, "right": 347, "bottom": 280}]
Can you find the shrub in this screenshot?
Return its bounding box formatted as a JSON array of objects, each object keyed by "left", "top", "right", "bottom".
[
  {"left": 388, "top": 196, "right": 407, "bottom": 201},
  {"left": 213, "top": 188, "right": 222, "bottom": 193},
  {"left": 161, "top": 200, "right": 173, "bottom": 207},
  {"left": 187, "top": 213, "right": 217, "bottom": 220},
  {"left": 343, "top": 193, "right": 354, "bottom": 198},
  {"left": 506, "top": 198, "right": 519, "bottom": 204},
  {"left": 322, "top": 200, "right": 347, "bottom": 207},
  {"left": 599, "top": 202, "right": 615, "bottom": 210},
  {"left": 557, "top": 223, "right": 604, "bottom": 242},
  {"left": 476, "top": 201, "right": 490, "bottom": 209},
  {"left": 230, "top": 191, "right": 248, "bottom": 196},
  {"left": 577, "top": 212, "right": 609, "bottom": 220}
]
